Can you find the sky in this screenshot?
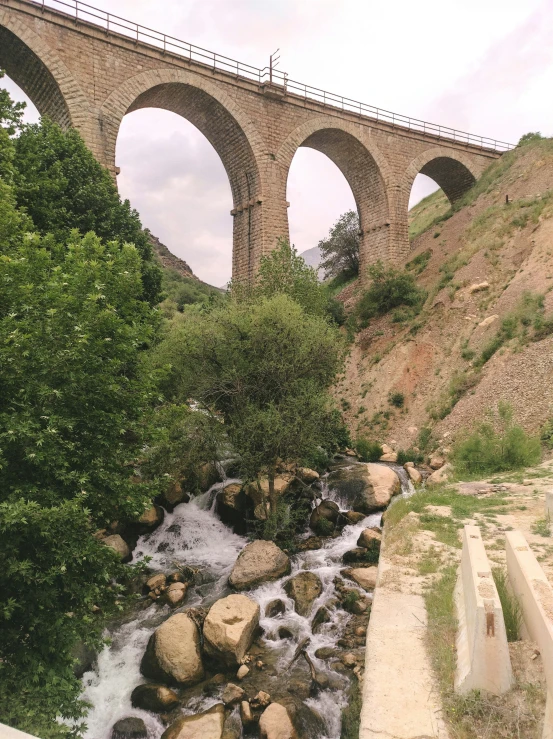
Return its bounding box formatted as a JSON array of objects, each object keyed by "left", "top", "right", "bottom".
[{"left": 4, "top": 0, "right": 553, "bottom": 286}]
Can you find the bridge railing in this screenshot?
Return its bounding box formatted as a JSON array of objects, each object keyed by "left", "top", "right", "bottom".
[{"left": 28, "top": 0, "right": 514, "bottom": 154}]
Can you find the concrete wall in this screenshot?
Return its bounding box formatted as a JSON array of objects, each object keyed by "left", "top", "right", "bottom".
[
  {"left": 0, "top": 0, "right": 501, "bottom": 282},
  {"left": 454, "top": 525, "right": 512, "bottom": 695}
]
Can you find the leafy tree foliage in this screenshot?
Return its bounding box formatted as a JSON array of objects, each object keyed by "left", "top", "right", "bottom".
[
  {"left": 318, "top": 209, "right": 360, "bottom": 279},
  {"left": 12, "top": 118, "right": 161, "bottom": 304},
  {"left": 152, "top": 294, "right": 345, "bottom": 512}
]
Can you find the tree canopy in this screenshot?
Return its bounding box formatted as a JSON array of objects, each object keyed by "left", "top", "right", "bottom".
[{"left": 318, "top": 209, "right": 360, "bottom": 279}]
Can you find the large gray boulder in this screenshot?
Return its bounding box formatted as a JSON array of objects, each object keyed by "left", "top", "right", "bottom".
[
  {"left": 259, "top": 703, "right": 297, "bottom": 739},
  {"left": 229, "top": 540, "right": 291, "bottom": 591},
  {"left": 203, "top": 594, "right": 260, "bottom": 665},
  {"left": 131, "top": 683, "right": 179, "bottom": 712},
  {"left": 284, "top": 572, "right": 323, "bottom": 617},
  {"left": 140, "top": 613, "right": 203, "bottom": 685},
  {"left": 161, "top": 704, "right": 224, "bottom": 739},
  {"left": 327, "top": 463, "right": 400, "bottom": 513}
]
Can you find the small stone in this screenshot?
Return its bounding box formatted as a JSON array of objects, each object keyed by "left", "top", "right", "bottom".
[
  {"left": 240, "top": 700, "right": 254, "bottom": 727},
  {"left": 265, "top": 599, "right": 286, "bottom": 618},
  {"left": 355, "top": 626, "right": 366, "bottom": 637},
  {"left": 102, "top": 534, "right": 131, "bottom": 561},
  {"left": 278, "top": 626, "right": 294, "bottom": 640},
  {"left": 111, "top": 717, "right": 147, "bottom": 739},
  {"left": 146, "top": 573, "right": 166, "bottom": 591},
  {"left": 352, "top": 599, "right": 368, "bottom": 615},
  {"left": 342, "top": 653, "right": 356, "bottom": 667},
  {"left": 166, "top": 581, "right": 188, "bottom": 606},
  {"left": 236, "top": 664, "right": 249, "bottom": 680},
  {"left": 251, "top": 690, "right": 271, "bottom": 708},
  {"left": 222, "top": 683, "right": 245, "bottom": 706},
  {"left": 131, "top": 683, "right": 179, "bottom": 713}
]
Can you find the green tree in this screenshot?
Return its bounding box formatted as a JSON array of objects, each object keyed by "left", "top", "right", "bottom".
[
  {"left": 0, "top": 70, "right": 25, "bottom": 184},
  {"left": 12, "top": 118, "right": 161, "bottom": 304},
  {"left": 318, "top": 209, "right": 360, "bottom": 279},
  {"left": 152, "top": 293, "right": 345, "bottom": 512}
]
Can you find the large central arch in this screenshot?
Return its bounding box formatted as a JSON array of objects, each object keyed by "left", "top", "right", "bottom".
[
  {"left": 276, "top": 117, "right": 391, "bottom": 275},
  {"left": 100, "top": 69, "right": 266, "bottom": 282}
]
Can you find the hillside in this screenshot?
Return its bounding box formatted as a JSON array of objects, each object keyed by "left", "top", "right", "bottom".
[{"left": 335, "top": 137, "right": 553, "bottom": 451}]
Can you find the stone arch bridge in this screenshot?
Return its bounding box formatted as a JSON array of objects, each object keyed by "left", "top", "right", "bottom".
[{"left": 0, "top": 0, "right": 512, "bottom": 282}]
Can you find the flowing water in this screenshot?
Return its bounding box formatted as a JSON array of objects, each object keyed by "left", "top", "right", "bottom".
[{"left": 81, "top": 463, "right": 412, "bottom": 739}]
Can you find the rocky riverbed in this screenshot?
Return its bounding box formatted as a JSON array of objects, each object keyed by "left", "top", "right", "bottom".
[{"left": 81, "top": 457, "right": 412, "bottom": 739}]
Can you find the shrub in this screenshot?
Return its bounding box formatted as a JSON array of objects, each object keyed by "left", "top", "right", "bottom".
[
  {"left": 397, "top": 448, "right": 424, "bottom": 465},
  {"left": 389, "top": 391, "right": 405, "bottom": 408},
  {"left": 313, "top": 517, "right": 335, "bottom": 537},
  {"left": 541, "top": 418, "right": 553, "bottom": 449},
  {"left": 343, "top": 590, "right": 360, "bottom": 612},
  {"left": 356, "top": 261, "right": 426, "bottom": 325},
  {"left": 452, "top": 403, "right": 541, "bottom": 476},
  {"left": 417, "top": 426, "right": 433, "bottom": 453},
  {"left": 356, "top": 438, "right": 383, "bottom": 462}
]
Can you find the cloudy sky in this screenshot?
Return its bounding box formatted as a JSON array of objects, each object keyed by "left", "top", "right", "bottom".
[{"left": 5, "top": 0, "right": 553, "bottom": 285}]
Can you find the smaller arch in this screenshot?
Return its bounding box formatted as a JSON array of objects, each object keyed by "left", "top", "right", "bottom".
[
  {"left": 0, "top": 9, "right": 90, "bottom": 132},
  {"left": 403, "top": 146, "right": 484, "bottom": 206},
  {"left": 276, "top": 117, "right": 393, "bottom": 270}
]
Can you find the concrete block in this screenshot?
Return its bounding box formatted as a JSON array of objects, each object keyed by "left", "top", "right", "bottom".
[
  {"left": 0, "top": 723, "right": 40, "bottom": 739},
  {"left": 455, "top": 525, "right": 513, "bottom": 695},
  {"left": 506, "top": 529, "right": 553, "bottom": 737}
]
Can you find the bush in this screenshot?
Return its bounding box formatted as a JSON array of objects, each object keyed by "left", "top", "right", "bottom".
[
  {"left": 356, "top": 261, "right": 426, "bottom": 325},
  {"left": 397, "top": 448, "right": 424, "bottom": 465},
  {"left": 389, "top": 391, "right": 405, "bottom": 408},
  {"left": 418, "top": 426, "right": 433, "bottom": 453},
  {"left": 452, "top": 403, "right": 541, "bottom": 476},
  {"left": 313, "top": 517, "right": 335, "bottom": 537},
  {"left": 541, "top": 418, "right": 553, "bottom": 449},
  {"left": 253, "top": 501, "right": 307, "bottom": 552},
  {"left": 355, "top": 438, "right": 383, "bottom": 462}
]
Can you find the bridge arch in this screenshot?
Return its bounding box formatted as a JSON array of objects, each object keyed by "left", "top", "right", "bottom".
[
  {"left": 403, "top": 146, "right": 483, "bottom": 208},
  {"left": 100, "top": 69, "right": 267, "bottom": 282},
  {"left": 0, "top": 9, "right": 90, "bottom": 133},
  {"left": 276, "top": 117, "right": 392, "bottom": 276}
]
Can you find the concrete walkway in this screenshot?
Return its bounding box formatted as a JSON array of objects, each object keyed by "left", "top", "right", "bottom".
[{"left": 360, "top": 539, "right": 450, "bottom": 739}]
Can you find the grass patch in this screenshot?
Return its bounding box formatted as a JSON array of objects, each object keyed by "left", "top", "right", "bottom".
[
  {"left": 408, "top": 189, "right": 451, "bottom": 241},
  {"left": 418, "top": 545, "right": 441, "bottom": 575},
  {"left": 531, "top": 517, "right": 551, "bottom": 538},
  {"left": 492, "top": 567, "right": 522, "bottom": 642},
  {"left": 356, "top": 261, "right": 426, "bottom": 327},
  {"left": 429, "top": 369, "right": 481, "bottom": 420},
  {"left": 355, "top": 438, "right": 383, "bottom": 462}
]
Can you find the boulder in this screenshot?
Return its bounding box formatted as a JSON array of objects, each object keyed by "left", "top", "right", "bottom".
[
  {"left": 379, "top": 452, "right": 398, "bottom": 463},
  {"left": 254, "top": 502, "right": 270, "bottom": 521},
  {"left": 284, "top": 572, "right": 323, "bottom": 617},
  {"left": 356, "top": 528, "right": 382, "bottom": 549},
  {"left": 406, "top": 466, "right": 422, "bottom": 484},
  {"left": 381, "top": 444, "right": 394, "bottom": 455},
  {"left": 161, "top": 704, "right": 225, "bottom": 739},
  {"left": 343, "top": 567, "right": 378, "bottom": 591},
  {"left": 309, "top": 500, "right": 339, "bottom": 536},
  {"left": 218, "top": 483, "right": 243, "bottom": 509},
  {"left": 131, "top": 683, "right": 179, "bottom": 712},
  {"left": 102, "top": 534, "right": 131, "bottom": 562},
  {"left": 222, "top": 710, "right": 242, "bottom": 739},
  {"left": 296, "top": 467, "right": 319, "bottom": 484},
  {"left": 259, "top": 703, "right": 298, "bottom": 739},
  {"left": 111, "top": 718, "right": 147, "bottom": 739},
  {"left": 216, "top": 484, "right": 248, "bottom": 532},
  {"left": 222, "top": 682, "right": 245, "bottom": 706},
  {"left": 166, "top": 581, "right": 188, "bottom": 606},
  {"left": 245, "top": 475, "right": 292, "bottom": 506},
  {"left": 278, "top": 696, "right": 326, "bottom": 739},
  {"left": 343, "top": 547, "right": 372, "bottom": 564},
  {"left": 342, "top": 511, "right": 366, "bottom": 525},
  {"left": 296, "top": 536, "right": 325, "bottom": 552},
  {"left": 429, "top": 455, "right": 445, "bottom": 470},
  {"left": 138, "top": 505, "right": 164, "bottom": 530},
  {"left": 468, "top": 280, "right": 489, "bottom": 294},
  {"left": 198, "top": 462, "right": 222, "bottom": 493},
  {"left": 427, "top": 463, "right": 452, "bottom": 486},
  {"left": 265, "top": 599, "right": 286, "bottom": 618},
  {"left": 479, "top": 314, "right": 499, "bottom": 328},
  {"left": 252, "top": 690, "right": 271, "bottom": 709},
  {"left": 311, "top": 606, "right": 331, "bottom": 634},
  {"left": 229, "top": 540, "right": 291, "bottom": 591},
  {"left": 162, "top": 481, "right": 190, "bottom": 512},
  {"left": 236, "top": 664, "right": 249, "bottom": 680},
  {"left": 327, "top": 463, "right": 400, "bottom": 514},
  {"left": 240, "top": 701, "right": 254, "bottom": 728},
  {"left": 203, "top": 594, "right": 260, "bottom": 666},
  {"left": 140, "top": 613, "right": 203, "bottom": 685}
]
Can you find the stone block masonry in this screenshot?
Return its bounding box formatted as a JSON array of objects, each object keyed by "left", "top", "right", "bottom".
[
  {"left": 454, "top": 525, "right": 513, "bottom": 695},
  {"left": 0, "top": 0, "right": 502, "bottom": 282}
]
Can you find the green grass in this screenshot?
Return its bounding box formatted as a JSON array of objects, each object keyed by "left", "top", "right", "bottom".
[
  {"left": 340, "top": 676, "right": 362, "bottom": 738},
  {"left": 531, "top": 517, "right": 551, "bottom": 538},
  {"left": 492, "top": 567, "right": 522, "bottom": 642},
  {"left": 408, "top": 189, "right": 451, "bottom": 241}
]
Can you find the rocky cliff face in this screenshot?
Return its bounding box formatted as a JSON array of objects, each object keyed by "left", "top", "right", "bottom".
[
  {"left": 336, "top": 138, "right": 553, "bottom": 449},
  {"left": 149, "top": 232, "right": 197, "bottom": 280}
]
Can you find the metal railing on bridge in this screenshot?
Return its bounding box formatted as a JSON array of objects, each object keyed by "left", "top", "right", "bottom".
[{"left": 27, "top": 0, "right": 515, "bottom": 153}]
